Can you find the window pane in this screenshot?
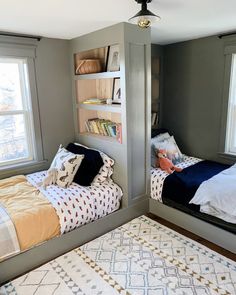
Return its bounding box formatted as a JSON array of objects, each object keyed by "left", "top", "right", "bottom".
[
  {"left": 0, "top": 60, "right": 23, "bottom": 111},
  {"left": 0, "top": 114, "right": 29, "bottom": 164},
  {"left": 226, "top": 54, "right": 236, "bottom": 153}
]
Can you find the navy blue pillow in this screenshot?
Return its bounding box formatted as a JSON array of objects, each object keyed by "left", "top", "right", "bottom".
[{"left": 66, "top": 143, "right": 104, "bottom": 186}]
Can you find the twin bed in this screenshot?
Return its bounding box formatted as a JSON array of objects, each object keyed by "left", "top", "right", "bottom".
[
  {"left": 0, "top": 143, "right": 123, "bottom": 262},
  {"left": 150, "top": 130, "right": 236, "bottom": 234}
]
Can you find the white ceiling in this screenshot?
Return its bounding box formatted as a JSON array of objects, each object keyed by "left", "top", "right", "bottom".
[{"left": 0, "top": 0, "right": 236, "bottom": 45}]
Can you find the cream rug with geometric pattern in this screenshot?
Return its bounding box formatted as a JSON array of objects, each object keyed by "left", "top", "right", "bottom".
[{"left": 1, "top": 216, "right": 236, "bottom": 295}]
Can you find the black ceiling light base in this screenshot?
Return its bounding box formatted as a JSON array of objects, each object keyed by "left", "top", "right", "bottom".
[
  {"left": 129, "top": 0, "right": 160, "bottom": 29},
  {"left": 135, "top": 0, "right": 152, "bottom": 3}
]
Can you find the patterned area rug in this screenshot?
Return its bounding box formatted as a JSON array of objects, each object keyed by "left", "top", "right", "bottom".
[{"left": 1, "top": 216, "right": 236, "bottom": 295}]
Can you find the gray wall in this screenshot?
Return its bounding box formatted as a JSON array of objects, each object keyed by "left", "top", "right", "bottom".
[
  {"left": 0, "top": 37, "right": 74, "bottom": 178},
  {"left": 161, "top": 35, "right": 230, "bottom": 163},
  {"left": 35, "top": 38, "right": 74, "bottom": 163}
]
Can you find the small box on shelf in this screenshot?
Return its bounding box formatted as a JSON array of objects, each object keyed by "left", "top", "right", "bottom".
[
  {"left": 74, "top": 44, "right": 120, "bottom": 76},
  {"left": 74, "top": 46, "right": 109, "bottom": 75}
]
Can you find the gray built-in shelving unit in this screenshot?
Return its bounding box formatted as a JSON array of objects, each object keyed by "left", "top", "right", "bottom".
[{"left": 70, "top": 22, "right": 151, "bottom": 208}]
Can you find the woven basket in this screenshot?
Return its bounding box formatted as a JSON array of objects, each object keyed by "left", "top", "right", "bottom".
[{"left": 76, "top": 59, "right": 102, "bottom": 75}]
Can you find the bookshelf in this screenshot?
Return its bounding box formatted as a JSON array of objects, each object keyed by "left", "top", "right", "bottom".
[
  {"left": 70, "top": 23, "right": 151, "bottom": 208},
  {"left": 74, "top": 74, "right": 122, "bottom": 143},
  {"left": 78, "top": 103, "right": 121, "bottom": 113},
  {"left": 151, "top": 45, "right": 163, "bottom": 130}
]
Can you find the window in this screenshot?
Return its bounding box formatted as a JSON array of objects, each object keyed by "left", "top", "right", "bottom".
[
  {"left": 0, "top": 36, "right": 43, "bottom": 174},
  {"left": 225, "top": 54, "right": 236, "bottom": 154},
  {"left": 0, "top": 57, "right": 36, "bottom": 167}
]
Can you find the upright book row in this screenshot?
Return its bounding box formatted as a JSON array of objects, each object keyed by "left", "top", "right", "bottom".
[{"left": 85, "top": 118, "right": 122, "bottom": 143}]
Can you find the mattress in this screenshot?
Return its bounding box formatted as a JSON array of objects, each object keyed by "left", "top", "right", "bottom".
[
  {"left": 151, "top": 155, "right": 201, "bottom": 202},
  {"left": 0, "top": 175, "right": 60, "bottom": 252},
  {"left": 0, "top": 171, "right": 122, "bottom": 260},
  {"left": 151, "top": 156, "right": 236, "bottom": 233}
]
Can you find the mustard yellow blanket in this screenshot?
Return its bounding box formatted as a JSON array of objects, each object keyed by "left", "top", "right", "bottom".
[{"left": 0, "top": 175, "right": 60, "bottom": 251}]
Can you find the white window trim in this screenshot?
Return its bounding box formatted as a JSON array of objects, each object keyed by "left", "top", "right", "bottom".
[
  {"left": 0, "top": 36, "right": 44, "bottom": 173},
  {"left": 218, "top": 36, "right": 236, "bottom": 161},
  {"left": 224, "top": 54, "right": 236, "bottom": 154}
]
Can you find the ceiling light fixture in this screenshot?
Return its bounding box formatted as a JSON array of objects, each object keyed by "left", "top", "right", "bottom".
[{"left": 129, "top": 0, "right": 161, "bottom": 29}]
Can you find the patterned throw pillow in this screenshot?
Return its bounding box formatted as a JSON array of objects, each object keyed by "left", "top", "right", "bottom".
[
  {"left": 92, "top": 151, "right": 114, "bottom": 184},
  {"left": 153, "top": 136, "right": 184, "bottom": 166},
  {"left": 50, "top": 146, "right": 84, "bottom": 188},
  {"left": 151, "top": 132, "right": 171, "bottom": 167}
]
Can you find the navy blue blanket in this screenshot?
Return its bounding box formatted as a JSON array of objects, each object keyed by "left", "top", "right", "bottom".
[{"left": 162, "top": 160, "right": 230, "bottom": 211}]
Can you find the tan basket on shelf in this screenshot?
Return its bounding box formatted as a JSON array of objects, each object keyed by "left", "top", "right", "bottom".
[{"left": 76, "top": 59, "right": 102, "bottom": 75}]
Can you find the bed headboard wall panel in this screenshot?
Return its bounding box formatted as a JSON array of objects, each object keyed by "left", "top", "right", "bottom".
[{"left": 75, "top": 135, "right": 127, "bottom": 207}]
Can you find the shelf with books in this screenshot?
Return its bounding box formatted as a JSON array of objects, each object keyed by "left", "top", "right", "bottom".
[
  {"left": 75, "top": 78, "right": 122, "bottom": 106},
  {"left": 79, "top": 132, "right": 121, "bottom": 144},
  {"left": 151, "top": 46, "right": 162, "bottom": 130},
  {"left": 77, "top": 103, "right": 121, "bottom": 113},
  {"left": 74, "top": 71, "right": 121, "bottom": 80},
  {"left": 151, "top": 112, "right": 158, "bottom": 127},
  {"left": 77, "top": 108, "right": 122, "bottom": 143}
]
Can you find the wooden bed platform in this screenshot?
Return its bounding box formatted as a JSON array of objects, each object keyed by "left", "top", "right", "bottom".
[
  {"left": 0, "top": 199, "right": 149, "bottom": 285},
  {"left": 149, "top": 198, "right": 236, "bottom": 254},
  {"left": 1, "top": 197, "right": 236, "bottom": 286}
]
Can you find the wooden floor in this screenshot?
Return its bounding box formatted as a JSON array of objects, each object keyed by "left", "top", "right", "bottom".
[{"left": 147, "top": 213, "right": 236, "bottom": 261}]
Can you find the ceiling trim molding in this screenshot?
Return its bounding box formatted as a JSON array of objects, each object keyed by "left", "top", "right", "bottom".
[
  {"left": 0, "top": 31, "right": 41, "bottom": 41},
  {"left": 218, "top": 31, "right": 236, "bottom": 39}
]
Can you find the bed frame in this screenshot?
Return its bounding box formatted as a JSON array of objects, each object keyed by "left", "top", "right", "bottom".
[
  {"left": 2, "top": 196, "right": 235, "bottom": 286},
  {"left": 0, "top": 198, "right": 149, "bottom": 285},
  {"left": 149, "top": 198, "right": 236, "bottom": 254}
]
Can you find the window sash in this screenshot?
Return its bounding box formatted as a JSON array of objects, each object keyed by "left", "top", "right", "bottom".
[
  {"left": 0, "top": 57, "right": 36, "bottom": 167},
  {"left": 0, "top": 36, "right": 44, "bottom": 176},
  {"left": 225, "top": 54, "right": 236, "bottom": 154}
]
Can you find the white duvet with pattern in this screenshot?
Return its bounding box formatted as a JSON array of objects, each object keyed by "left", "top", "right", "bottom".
[{"left": 27, "top": 171, "right": 122, "bottom": 234}]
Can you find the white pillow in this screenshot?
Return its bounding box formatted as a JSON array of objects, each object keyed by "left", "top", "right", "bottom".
[
  {"left": 151, "top": 132, "right": 171, "bottom": 167},
  {"left": 151, "top": 132, "right": 171, "bottom": 146},
  {"left": 74, "top": 143, "right": 114, "bottom": 183},
  {"left": 50, "top": 146, "right": 84, "bottom": 188},
  {"left": 153, "top": 136, "right": 184, "bottom": 165},
  {"left": 93, "top": 151, "right": 114, "bottom": 184}
]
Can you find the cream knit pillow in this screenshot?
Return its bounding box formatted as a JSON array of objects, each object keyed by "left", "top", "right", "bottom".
[{"left": 49, "top": 146, "right": 84, "bottom": 188}]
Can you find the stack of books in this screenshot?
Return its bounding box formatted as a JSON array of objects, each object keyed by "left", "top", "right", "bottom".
[
  {"left": 85, "top": 118, "right": 122, "bottom": 143},
  {"left": 151, "top": 112, "right": 158, "bottom": 126},
  {"left": 82, "top": 98, "right": 107, "bottom": 104}
]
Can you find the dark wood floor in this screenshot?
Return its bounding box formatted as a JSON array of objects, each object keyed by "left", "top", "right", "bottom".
[{"left": 147, "top": 213, "right": 236, "bottom": 261}]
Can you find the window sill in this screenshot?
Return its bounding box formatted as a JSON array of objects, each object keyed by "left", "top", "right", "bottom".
[
  {"left": 218, "top": 152, "right": 236, "bottom": 162},
  {"left": 0, "top": 160, "right": 48, "bottom": 180}
]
